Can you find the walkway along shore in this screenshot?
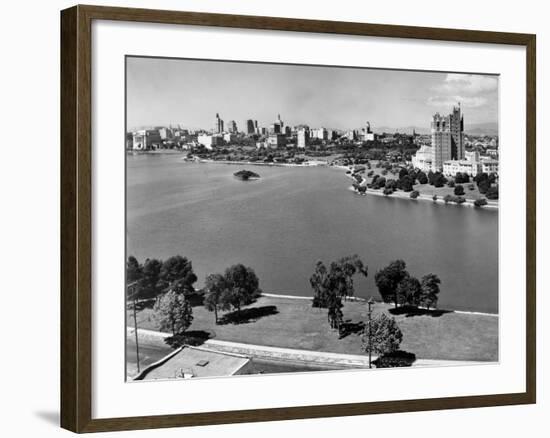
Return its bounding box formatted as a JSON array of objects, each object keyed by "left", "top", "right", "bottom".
[{"left": 127, "top": 326, "right": 493, "bottom": 377}]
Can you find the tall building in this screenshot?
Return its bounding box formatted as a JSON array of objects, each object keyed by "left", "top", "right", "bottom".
[
  {"left": 215, "top": 113, "right": 224, "bottom": 134},
  {"left": 430, "top": 105, "right": 464, "bottom": 171},
  {"left": 297, "top": 128, "right": 309, "bottom": 148},
  {"left": 270, "top": 114, "right": 284, "bottom": 134},
  {"left": 228, "top": 120, "right": 237, "bottom": 133},
  {"left": 246, "top": 119, "right": 255, "bottom": 135}
]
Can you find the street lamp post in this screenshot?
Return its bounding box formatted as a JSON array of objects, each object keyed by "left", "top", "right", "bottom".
[
  {"left": 367, "top": 297, "right": 374, "bottom": 368},
  {"left": 128, "top": 281, "right": 140, "bottom": 373}
]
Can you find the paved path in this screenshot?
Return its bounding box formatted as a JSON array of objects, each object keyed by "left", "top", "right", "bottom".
[{"left": 126, "top": 327, "right": 492, "bottom": 371}]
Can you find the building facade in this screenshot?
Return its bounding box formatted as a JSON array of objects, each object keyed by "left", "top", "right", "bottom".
[
  {"left": 246, "top": 119, "right": 255, "bottom": 135},
  {"left": 411, "top": 145, "right": 433, "bottom": 172},
  {"left": 215, "top": 113, "right": 224, "bottom": 134},
  {"left": 267, "top": 133, "right": 286, "bottom": 148},
  {"left": 430, "top": 105, "right": 464, "bottom": 171},
  {"left": 132, "top": 129, "right": 162, "bottom": 150},
  {"left": 297, "top": 128, "right": 309, "bottom": 148},
  {"left": 198, "top": 133, "right": 223, "bottom": 150}
]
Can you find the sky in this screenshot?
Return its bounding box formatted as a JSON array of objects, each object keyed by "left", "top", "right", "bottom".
[{"left": 126, "top": 56, "right": 499, "bottom": 132}]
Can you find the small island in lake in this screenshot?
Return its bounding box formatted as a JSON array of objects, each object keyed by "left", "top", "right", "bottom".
[{"left": 234, "top": 169, "right": 260, "bottom": 181}]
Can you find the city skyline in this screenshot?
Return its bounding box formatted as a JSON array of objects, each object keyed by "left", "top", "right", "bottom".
[{"left": 126, "top": 57, "right": 499, "bottom": 133}]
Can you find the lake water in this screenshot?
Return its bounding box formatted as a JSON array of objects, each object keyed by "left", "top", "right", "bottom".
[{"left": 127, "top": 154, "right": 498, "bottom": 313}]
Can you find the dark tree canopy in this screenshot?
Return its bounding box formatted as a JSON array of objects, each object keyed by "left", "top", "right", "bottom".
[
  {"left": 310, "top": 255, "right": 368, "bottom": 332},
  {"left": 374, "top": 260, "right": 409, "bottom": 307},
  {"left": 203, "top": 273, "right": 230, "bottom": 324},
  {"left": 397, "top": 275, "right": 422, "bottom": 306},
  {"left": 420, "top": 274, "right": 441, "bottom": 310},
  {"left": 159, "top": 255, "right": 198, "bottom": 294},
  {"left": 221, "top": 264, "right": 261, "bottom": 312}
]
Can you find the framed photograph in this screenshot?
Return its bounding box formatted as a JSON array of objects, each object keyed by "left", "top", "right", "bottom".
[{"left": 60, "top": 4, "right": 536, "bottom": 433}]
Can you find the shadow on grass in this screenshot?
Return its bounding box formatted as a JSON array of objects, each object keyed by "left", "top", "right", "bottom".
[
  {"left": 373, "top": 350, "right": 417, "bottom": 368},
  {"left": 218, "top": 305, "right": 279, "bottom": 325},
  {"left": 163, "top": 330, "right": 212, "bottom": 348},
  {"left": 338, "top": 320, "right": 365, "bottom": 339},
  {"left": 388, "top": 305, "right": 452, "bottom": 318}
]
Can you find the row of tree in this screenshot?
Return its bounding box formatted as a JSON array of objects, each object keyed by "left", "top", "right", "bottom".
[
  {"left": 127, "top": 256, "right": 263, "bottom": 333},
  {"left": 126, "top": 255, "right": 198, "bottom": 301},
  {"left": 127, "top": 255, "right": 199, "bottom": 335},
  {"left": 374, "top": 260, "right": 441, "bottom": 309}
]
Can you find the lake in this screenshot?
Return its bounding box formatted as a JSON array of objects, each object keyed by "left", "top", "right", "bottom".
[{"left": 126, "top": 154, "right": 498, "bottom": 313}]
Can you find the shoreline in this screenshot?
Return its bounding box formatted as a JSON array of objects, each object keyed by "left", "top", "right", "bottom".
[
  {"left": 185, "top": 157, "right": 332, "bottom": 168},
  {"left": 344, "top": 173, "right": 499, "bottom": 210},
  {"left": 260, "top": 292, "right": 498, "bottom": 317}
]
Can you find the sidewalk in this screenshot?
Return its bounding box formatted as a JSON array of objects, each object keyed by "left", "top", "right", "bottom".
[{"left": 127, "top": 327, "right": 493, "bottom": 369}]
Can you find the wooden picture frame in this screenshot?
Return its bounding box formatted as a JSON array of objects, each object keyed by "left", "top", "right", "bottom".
[{"left": 60, "top": 4, "right": 536, "bottom": 433}]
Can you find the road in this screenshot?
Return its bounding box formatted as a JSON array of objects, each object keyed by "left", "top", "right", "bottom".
[{"left": 126, "top": 337, "right": 173, "bottom": 378}]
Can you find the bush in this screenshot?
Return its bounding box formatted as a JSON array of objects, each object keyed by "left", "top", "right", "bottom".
[
  {"left": 443, "top": 194, "right": 453, "bottom": 204},
  {"left": 432, "top": 195, "right": 438, "bottom": 202},
  {"left": 474, "top": 198, "right": 488, "bottom": 207},
  {"left": 373, "top": 350, "right": 417, "bottom": 368},
  {"left": 383, "top": 187, "right": 394, "bottom": 196},
  {"left": 454, "top": 184, "right": 465, "bottom": 196},
  {"left": 486, "top": 186, "right": 499, "bottom": 200},
  {"left": 417, "top": 172, "right": 428, "bottom": 184},
  {"left": 468, "top": 183, "right": 475, "bottom": 190},
  {"left": 410, "top": 190, "right": 420, "bottom": 199}
]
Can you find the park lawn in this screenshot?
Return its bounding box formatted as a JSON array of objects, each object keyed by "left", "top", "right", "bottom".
[
  {"left": 412, "top": 183, "right": 483, "bottom": 201},
  {"left": 128, "top": 295, "right": 498, "bottom": 362}
]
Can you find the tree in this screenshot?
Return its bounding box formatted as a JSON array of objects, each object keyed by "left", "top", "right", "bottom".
[
  {"left": 420, "top": 274, "right": 441, "bottom": 310},
  {"left": 410, "top": 190, "right": 420, "bottom": 199},
  {"left": 204, "top": 273, "right": 229, "bottom": 324},
  {"left": 399, "top": 175, "right": 414, "bottom": 192},
  {"left": 159, "top": 255, "right": 197, "bottom": 294},
  {"left": 362, "top": 313, "right": 403, "bottom": 357},
  {"left": 141, "top": 258, "right": 162, "bottom": 300},
  {"left": 417, "top": 171, "right": 428, "bottom": 184},
  {"left": 153, "top": 290, "right": 193, "bottom": 335},
  {"left": 221, "top": 264, "right": 261, "bottom": 313},
  {"left": 396, "top": 275, "right": 422, "bottom": 306},
  {"left": 474, "top": 198, "right": 488, "bottom": 207},
  {"left": 454, "top": 184, "right": 465, "bottom": 196},
  {"left": 126, "top": 256, "right": 142, "bottom": 284},
  {"left": 310, "top": 261, "right": 330, "bottom": 308},
  {"left": 310, "top": 255, "right": 368, "bottom": 307},
  {"left": 486, "top": 185, "right": 499, "bottom": 200},
  {"left": 310, "top": 256, "right": 368, "bottom": 331},
  {"left": 374, "top": 260, "right": 409, "bottom": 307}
]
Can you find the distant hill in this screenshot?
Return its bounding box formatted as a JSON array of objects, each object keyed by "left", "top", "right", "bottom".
[
  {"left": 375, "top": 122, "right": 498, "bottom": 136},
  {"left": 464, "top": 122, "right": 499, "bottom": 136}
]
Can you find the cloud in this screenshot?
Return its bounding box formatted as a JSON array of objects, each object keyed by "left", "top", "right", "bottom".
[
  {"left": 434, "top": 74, "right": 498, "bottom": 95},
  {"left": 427, "top": 95, "right": 488, "bottom": 108}
]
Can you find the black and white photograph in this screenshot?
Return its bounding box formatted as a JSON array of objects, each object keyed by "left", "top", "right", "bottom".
[
  {"left": 125, "top": 56, "right": 500, "bottom": 381},
  {"left": 125, "top": 56, "right": 499, "bottom": 381}
]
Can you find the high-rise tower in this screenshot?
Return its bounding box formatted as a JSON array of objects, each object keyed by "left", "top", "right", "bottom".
[{"left": 430, "top": 105, "right": 464, "bottom": 171}]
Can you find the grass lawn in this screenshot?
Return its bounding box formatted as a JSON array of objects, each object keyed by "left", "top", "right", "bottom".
[
  {"left": 128, "top": 295, "right": 498, "bottom": 362},
  {"left": 412, "top": 183, "right": 482, "bottom": 201}
]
